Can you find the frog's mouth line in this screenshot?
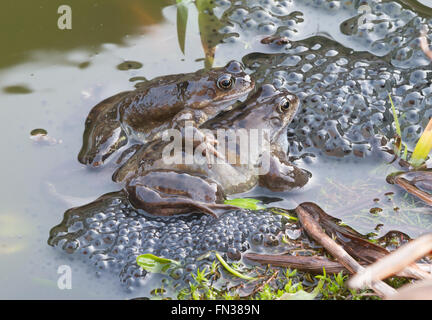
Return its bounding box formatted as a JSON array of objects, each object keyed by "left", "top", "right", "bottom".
[{"left": 213, "top": 86, "right": 254, "bottom": 105}]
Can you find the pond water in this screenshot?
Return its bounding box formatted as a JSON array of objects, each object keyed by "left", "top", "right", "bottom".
[{"left": 0, "top": 0, "right": 431, "bottom": 299}]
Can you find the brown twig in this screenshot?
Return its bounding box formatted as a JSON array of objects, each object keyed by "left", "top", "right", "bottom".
[
  {"left": 245, "top": 253, "right": 364, "bottom": 274},
  {"left": 391, "top": 175, "right": 432, "bottom": 207},
  {"left": 295, "top": 203, "right": 397, "bottom": 297},
  {"left": 246, "top": 269, "right": 280, "bottom": 298},
  {"left": 348, "top": 233, "right": 432, "bottom": 291}
]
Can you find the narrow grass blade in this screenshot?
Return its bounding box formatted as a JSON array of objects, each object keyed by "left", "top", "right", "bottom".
[
  {"left": 215, "top": 252, "right": 257, "bottom": 281},
  {"left": 388, "top": 93, "right": 401, "bottom": 137},
  {"left": 388, "top": 93, "right": 402, "bottom": 156}
]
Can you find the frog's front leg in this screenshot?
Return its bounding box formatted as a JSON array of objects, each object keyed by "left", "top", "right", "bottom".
[
  {"left": 172, "top": 112, "right": 225, "bottom": 165},
  {"left": 125, "top": 170, "right": 238, "bottom": 218},
  {"left": 78, "top": 91, "right": 131, "bottom": 167},
  {"left": 259, "top": 151, "right": 311, "bottom": 192}
]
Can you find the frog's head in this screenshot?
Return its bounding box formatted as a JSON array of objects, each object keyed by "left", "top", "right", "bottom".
[
  {"left": 187, "top": 60, "right": 254, "bottom": 110},
  {"left": 230, "top": 84, "right": 299, "bottom": 141}
]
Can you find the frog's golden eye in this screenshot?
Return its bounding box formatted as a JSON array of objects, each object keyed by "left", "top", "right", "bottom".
[
  {"left": 278, "top": 98, "right": 291, "bottom": 113},
  {"left": 217, "top": 75, "right": 234, "bottom": 90}
]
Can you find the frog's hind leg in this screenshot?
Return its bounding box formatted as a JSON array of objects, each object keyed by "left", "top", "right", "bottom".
[
  {"left": 125, "top": 170, "right": 238, "bottom": 218},
  {"left": 78, "top": 91, "right": 132, "bottom": 167}
]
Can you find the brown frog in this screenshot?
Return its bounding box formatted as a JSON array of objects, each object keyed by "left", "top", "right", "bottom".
[
  {"left": 78, "top": 61, "right": 254, "bottom": 167},
  {"left": 112, "top": 84, "right": 311, "bottom": 217}
]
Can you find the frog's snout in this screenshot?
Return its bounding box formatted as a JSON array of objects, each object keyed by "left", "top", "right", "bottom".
[{"left": 225, "top": 60, "right": 245, "bottom": 73}]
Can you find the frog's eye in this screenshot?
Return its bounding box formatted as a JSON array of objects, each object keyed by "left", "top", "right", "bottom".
[
  {"left": 217, "top": 75, "right": 234, "bottom": 90},
  {"left": 278, "top": 99, "right": 291, "bottom": 113}
]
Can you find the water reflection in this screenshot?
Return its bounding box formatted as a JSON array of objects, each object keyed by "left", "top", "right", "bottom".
[{"left": 0, "top": 0, "right": 173, "bottom": 69}]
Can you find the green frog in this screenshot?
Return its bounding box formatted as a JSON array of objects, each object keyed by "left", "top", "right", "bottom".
[
  {"left": 112, "top": 84, "right": 311, "bottom": 217},
  {"left": 78, "top": 61, "right": 254, "bottom": 167}
]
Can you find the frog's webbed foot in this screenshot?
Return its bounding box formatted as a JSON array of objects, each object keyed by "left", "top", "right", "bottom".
[
  {"left": 259, "top": 153, "right": 311, "bottom": 192},
  {"left": 125, "top": 170, "right": 237, "bottom": 218},
  {"left": 78, "top": 91, "right": 131, "bottom": 167}
]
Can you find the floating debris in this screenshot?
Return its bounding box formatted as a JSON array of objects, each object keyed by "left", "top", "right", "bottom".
[
  {"left": 29, "top": 129, "right": 62, "bottom": 146},
  {"left": 116, "top": 60, "right": 143, "bottom": 70}
]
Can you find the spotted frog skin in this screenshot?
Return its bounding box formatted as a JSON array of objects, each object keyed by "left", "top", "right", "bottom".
[
  {"left": 112, "top": 84, "right": 310, "bottom": 217},
  {"left": 78, "top": 61, "right": 254, "bottom": 167}
]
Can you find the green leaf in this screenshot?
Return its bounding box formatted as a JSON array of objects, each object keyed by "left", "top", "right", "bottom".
[
  {"left": 278, "top": 289, "right": 318, "bottom": 300},
  {"left": 136, "top": 254, "right": 180, "bottom": 274},
  {"left": 215, "top": 252, "right": 257, "bottom": 281},
  {"left": 176, "top": 0, "right": 189, "bottom": 54},
  {"left": 224, "top": 198, "right": 265, "bottom": 210},
  {"left": 410, "top": 118, "right": 432, "bottom": 167},
  {"left": 270, "top": 208, "right": 298, "bottom": 221},
  {"left": 195, "top": 0, "right": 225, "bottom": 68}
]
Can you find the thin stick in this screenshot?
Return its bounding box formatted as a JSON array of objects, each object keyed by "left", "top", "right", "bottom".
[
  {"left": 348, "top": 233, "right": 432, "bottom": 290},
  {"left": 392, "top": 176, "right": 432, "bottom": 206},
  {"left": 245, "top": 252, "right": 431, "bottom": 279},
  {"left": 296, "top": 204, "right": 397, "bottom": 297}
]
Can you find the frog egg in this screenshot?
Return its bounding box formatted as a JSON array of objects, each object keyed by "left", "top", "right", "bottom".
[
  {"left": 95, "top": 260, "right": 109, "bottom": 272},
  {"left": 409, "top": 70, "right": 427, "bottom": 85},
  {"left": 224, "top": 36, "right": 239, "bottom": 44},
  {"left": 314, "top": 58, "right": 327, "bottom": 67},
  {"left": 403, "top": 92, "right": 423, "bottom": 109},
  {"left": 301, "top": 63, "right": 313, "bottom": 73},
  {"left": 326, "top": 1, "right": 340, "bottom": 10},
  {"left": 405, "top": 110, "right": 420, "bottom": 125},
  {"left": 252, "top": 9, "right": 272, "bottom": 23},
  {"left": 351, "top": 67, "right": 366, "bottom": 79},
  {"left": 244, "top": 19, "right": 257, "bottom": 30},
  {"left": 394, "top": 47, "right": 412, "bottom": 61},
  {"left": 231, "top": 8, "right": 249, "bottom": 20},
  {"left": 111, "top": 244, "right": 125, "bottom": 256},
  {"left": 280, "top": 29, "right": 294, "bottom": 38},
  {"left": 403, "top": 125, "right": 422, "bottom": 142},
  {"left": 61, "top": 239, "right": 80, "bottom": 254},
  {"left": 286, "top": 72, "right": 303, "bottom": 83},
  {"left": 259, "top": 22, "right": 276, "bottom": 34},
  {"left": 324, "top": 74, "right": 338, "bottom": 85},
  {"left": 227, "top": 247, "right": 241, "bottom": 261},
  {"left": 116, "top": 235, "right": 130, "bottom": 246},
  {"left": 251, "top": 232, "right": 264, "bottom": 245},
  {"left": 371, "top": 41, "right": 390, "bottom": 54},
  {"left": 79, "top": 245, "right": 95, "bottom": 256},
  {"left": 101, "top": 233, "right": 116, "bottom": 245},
  {"left": 264, "top": 234, "right": 279, "bottom": 247}
]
